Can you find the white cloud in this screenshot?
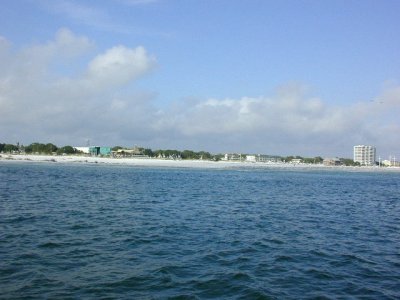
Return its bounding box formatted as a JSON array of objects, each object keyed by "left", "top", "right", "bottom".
[
  {"left": 0, "top": 29, "right": 157, "bottom": 146},
  {"left": 153, "top": 83, "right": 400, "bottom": 156},
  {"left": 23, "top": 29, "right": 93, "bottom": 74},
  {"left": 0, "top": 29, "right": 399, "bottom": 157},
  {"left": 163, "top": 90, "right": 336, "bottom": 136},
  {"left": 85, "top": 46, "right": 156, "bottom": 90},
  {"left": 0, "top": 36, "right": 10, "bottom": 52}
]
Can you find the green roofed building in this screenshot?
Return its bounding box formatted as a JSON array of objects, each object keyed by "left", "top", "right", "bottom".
[{"left": 89, "top": 147, "right": 111, "bottom": 156}]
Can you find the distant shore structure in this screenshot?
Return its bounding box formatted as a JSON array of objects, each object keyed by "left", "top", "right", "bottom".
[
  {"left": 353, "top": 145, "right": 376, "bottom": 166},
  {"left": 74, "top": 147, "right": 90, "bottom": 154},
  {"left": 323, "top": 157, "right": 342, "bottom": 166},
  {"left": 74, "top": 146, "right": 111, "bottom": 156}
]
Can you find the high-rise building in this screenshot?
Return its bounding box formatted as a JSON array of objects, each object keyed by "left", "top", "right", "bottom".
[{"left": 353, "top": 145, "right": 376, "bottom": 166}]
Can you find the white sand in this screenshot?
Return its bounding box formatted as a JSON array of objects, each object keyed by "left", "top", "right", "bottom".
[
  {"left": 1, "top": 153, "right": 399, "bottom": 172},
  {"left": 0, "top": 154, "right": 265, "bottom": 169}
]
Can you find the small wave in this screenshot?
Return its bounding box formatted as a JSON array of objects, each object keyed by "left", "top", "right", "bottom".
[
  {"left": 165, "top": 293, "right": 199, "bottom": 299},
  {"left": 274, "top": 255, "right": 295, "bottom": 262},
  {"left": 237, "top": 287, "right": 273, "bottom": 300},
  {"left": 192, "top": 272, "right": 258, "bottom": 299},
  {"left": 202, "top": 253, "right": 222, "bottom": 264},
  {"left": 309, "top": 249, "right": 331, "bottom": 258},
  {"left": 70, "top": 223, "right": 95, "bottom": 230},
  {"left": 339, "top": 253, "right": 376, "bottom": 265},
  {"left": 17, "top": 252, "right": 40, "bottom": 260},
  {"left": 103, "top": 274, "right": 154, "bottom": 290},
  {"left": 232, "top": 272, "right": 252, "bottom": 281},
  {"left": 38, "top": 242, "right": 62, "bottom": 249},
  {"left": 0, "top": 267, "right": 19, "bottom": 276},
  {"left": 153, "top": 265, "right": 190, "bottom": 278},
  {"left": 305, "top": 268, "right": 334, "bottom": 280},
  {"left": 265, "top": 238, "right": 285, "bottom": 245},
  {"left": 7, "top": 215, "right": 37, "bottom": 223}
]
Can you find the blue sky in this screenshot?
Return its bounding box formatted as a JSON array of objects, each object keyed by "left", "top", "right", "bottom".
[{"left": 0, "top": 0, "right": 399, "bottom": 158}]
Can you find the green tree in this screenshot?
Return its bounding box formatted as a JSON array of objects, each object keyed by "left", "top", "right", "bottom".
[
  {"left": 302, "top": 157, "right": 314, "bottom": 164},
  {"left": 340, "top": 158, "right": 358, "bottom": 166},
  {"left": 45, "top": 143, "right": 58, "bottom": 153},
  {"left": 163, "top": 149, "right": 181, "bottom": 158},
  {"left": 197, "top": 151, "right": 212, "bottom": 160},
  {"left": 302, "top": 156, "right": 323, "bottom": 164},
  {"left": 143, "top": 148, "right": 154, "bottom": 157},
  {"left": 314, "top": 156, "right": 323, "bottom": 164},
  {"left": 57, "top": 146, "right": 77, "bottom": 155},
  {"left": 25, "top": 142, "right": 49, "bottom": 153},
  {"left": 284, "top": 156, "right": 294, "bottom": 162},
  {"left": 213, "top": 154, "right": 224, "bottom": 161},
  {"left": 24, "top": 144, "right": 33, "bottom": 153},
  {"left": 153, "top": 150, "right": 164, "bottom": 158},
  {"left": 181, "top": 150, "right": 198, "bottom": 159},
  {"left": 3, "top": 144, "right": 18, "bottom": 153}
]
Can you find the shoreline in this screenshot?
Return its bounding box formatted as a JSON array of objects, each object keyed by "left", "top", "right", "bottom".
[{"left": 1, "top": 154, "right": 400, "bottom": 172}]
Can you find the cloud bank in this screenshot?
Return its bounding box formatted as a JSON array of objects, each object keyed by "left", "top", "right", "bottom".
[{"left": 0, "top": 29, "right": 399, "bottom": 157}]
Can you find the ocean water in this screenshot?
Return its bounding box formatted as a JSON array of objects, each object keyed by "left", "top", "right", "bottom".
[{"left": 1, "top": 162, "right": 399, "bottom": 299}]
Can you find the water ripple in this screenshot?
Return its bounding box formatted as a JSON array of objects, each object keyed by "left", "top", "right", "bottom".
[{"left": 1, "top": 163, "right": 399, "bottom": 299}]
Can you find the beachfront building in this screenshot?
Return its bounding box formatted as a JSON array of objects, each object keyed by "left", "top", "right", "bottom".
[
  {"left": 291, "top": 158, "right": 302, "bottom": 164},
  {"left": 223, "top": 153, "right": 242, "bottom": 161},
  {"left": 245, "top": 154, "right": 280, "bottom": 163},
  {"left": 111, "top": 146, "right": 147, "bottom": 158},
  {"left": 382, "top": 156, "right": 400, "bottom": 167},
  {"left": 259, "top": 155, "right": 281, "bottom": 163},
  {"left": 246, "top": 155, "right": 257, "bottom": 162},
  {"left": 353, "top": 145, "right": 376, "bottom": 166},
  {"left": 323, "top": 157, "right": 342, "bottom": 166},
  {"left": 74, "top": 147, "right": 90, "bottom": 154},
  {"left": 89, "top": 146, "right": 112, "bottom": 156}
]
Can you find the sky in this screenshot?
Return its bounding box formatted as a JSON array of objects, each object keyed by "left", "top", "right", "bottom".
[{"left": 0, "top": 0, "right": 399, "bottom": 158}]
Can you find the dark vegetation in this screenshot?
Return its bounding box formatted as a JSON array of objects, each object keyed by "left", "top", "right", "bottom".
[
  {"left": 0, "top": 142, "right": 78, "bottom": 155},
  {"left": 0, "top": 142, "right": 359, "bottom": 164}
]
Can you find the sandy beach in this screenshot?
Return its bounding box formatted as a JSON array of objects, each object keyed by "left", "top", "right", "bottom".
[{"left": 1, "top": 153, "right": 399, "bottom": 172}]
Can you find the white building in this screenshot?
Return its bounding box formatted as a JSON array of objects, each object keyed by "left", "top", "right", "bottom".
[
  {"left": 246, "top": 155, "right": 257, "bottom": 162},
  {"left": 223, "top": 153, "right": 242, "bottom": 161},
  {"left": 74, "top": 147, "right": 90, "bottom": 154},
  {"left": 353, "top": 145, "right": 376, "bottom": 166},
  {"left": 323, "top": 157, "right": 342, "bottom": 166}
]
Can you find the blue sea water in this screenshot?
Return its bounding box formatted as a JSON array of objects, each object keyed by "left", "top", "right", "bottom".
[{"left": 0, "top": 162, "right": 399, "bottom": 299}]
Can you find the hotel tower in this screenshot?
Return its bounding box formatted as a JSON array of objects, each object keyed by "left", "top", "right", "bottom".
[{"left": 353, "top": 145, "right": 376, "bottom": 166}]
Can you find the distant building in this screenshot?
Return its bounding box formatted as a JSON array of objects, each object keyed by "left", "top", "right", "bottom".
[
  {"left": 323, "top": 157, "right": 342, "bottom": 166},
  {"left": 291, "top": 158, "right": 302, "bottom": 164},
  {"left": 223, "top": 153, "right": 242, "bottom": 161},
  {"left": 261, "top": 155, "right": 280, "bottom": 162},
  {"left": 111, "top": 146, "right": 147, "bottom": 158},
  {"left": 353, "top": 145, "right": 376, "bottom": 166},
  {"left": 246, "top": 155, "right": 257, "bottom": 162},
  {"left": 74, "top": 147, "right": 90, "bottom": 154},
  {"left": 382, "top": 157, "right": 400, "bottom": 167},
  {"left": 89, "top": 146, "right": 111, "bottom": 156},
  {"left": 225, "top": 153, "right": 280, "bottom": 162}
]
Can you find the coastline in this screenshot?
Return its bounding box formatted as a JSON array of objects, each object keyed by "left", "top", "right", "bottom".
[{"left": 1, "top": 154, "right": 399, "bottom": 172}]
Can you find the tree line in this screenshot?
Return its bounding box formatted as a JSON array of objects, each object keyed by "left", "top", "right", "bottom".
[
  {"left": 1, "top": 142, "right": 359, "bottom": 165},
  {"left": 0, "top": 143, "right": 79, "bottom": 155},
  {"left": 112, "top": 146, "right": 215, "bottom": 160}
]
